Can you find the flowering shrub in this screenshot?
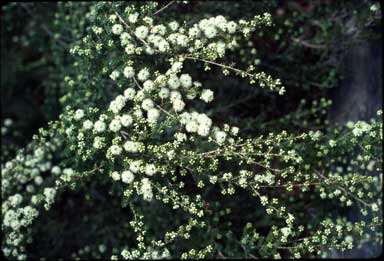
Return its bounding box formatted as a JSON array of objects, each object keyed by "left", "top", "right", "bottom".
[{"left": 1, "top": 1, "right": 382, "bottom": 259}]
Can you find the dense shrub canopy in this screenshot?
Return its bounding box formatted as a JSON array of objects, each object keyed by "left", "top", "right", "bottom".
[{"left": 1, "top": 1, "right": 382, "bottom": 259}]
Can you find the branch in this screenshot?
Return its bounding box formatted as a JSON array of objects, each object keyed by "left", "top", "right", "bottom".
[{"left": 153, "top": 1, "right": 175, "bottom": 16}]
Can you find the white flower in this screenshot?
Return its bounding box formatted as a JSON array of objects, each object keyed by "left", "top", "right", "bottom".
[
  {"left": 226, "top": 21, "right": 237, "bottom": 33},
  {"left": 129, "top": 160, "right": 141, "bottom": 173},
  {"left": 111, "top": 24, "right": 123, "bottom": 35},
  {"left": 83, "top": 120, "right": 93, "bottom": 130},
  {"left": 141, "top": 98, "right": 154, "bottom": 111},
  {"left": 109, "top": 97, "right": 126, "bottom": 114},
  {"left": 74, "top": 109, "right": 85, "bottom": 120},
  {"left": 238, "top": 177, "right": 247, "bottom": 187},
  {"left": 51, "top": 166, "right": 61, "bottom": 175},
  {"left": 124, "top": 88, "right": 136, "bottom": 100},
  {"left": 168, "top": 75, "right": 180, "bottom": 89},
  {"left": 93, "top": 136, "right": 104, "bottom": 149},
  {"left": 172, "top": 99, "right": 185, "bottom": 112},
  {"left": 110, "top": 70, "right": 120, "bottom": 81},
  {"left": 231, "top": 126, "right": 239, "bottom": 136},
  {"left": 147, "top": 108, "right": 160, "bottom": 123},
  {"left": 188, "top": 26, "right": 200, "bottom": 37},
  {"left": 109, "top": 119, "right": 122, "bottom": 132},
  {"left": 143, "top": 80, "right": 155, "bottom": 91},
  {"left": 171, "top": 61, "right": 183, "bottom": 73},
  {"left": 121, "top": 170, "right": 134, "bottom": 184},
  {"left": 145, "top": 46, "right": 154, "bottom": 55},
  {"left": 133, "top": 108, "right": 143, "bottom": 118},
  {"left": 147, "top": 34, "right": 157, "bottom": 44},
  {"left": 158, "top": 40, "right": 170, "bottom": 52},
  {"left": 186, "top": 121, "right": 198, "bottom": 133},
  {"left": 200, "top": 89, "right": 214, "bottom": 103},
  {"left": 155, "top": 75, "right": 167, "bottom": 87},
  {"left": 158, "top": 87, "right": 170, "bottom": 99},
  {"left": 124, "top": 141, "right": 141, "bottom": 153},
  {"left": 120, "top": 32, "right": 131, "bottom": 46},
  {"left": 179, "top": 112, "right": 192, "bottom": 124},
  {"left": 204, "top": 26, "right": 217, "bottom": 38},
  {"left": 198, "top": 18, "right": 209, "bottom": 29},
  {"left": 281, "top": 227, "right": 291, "bottom": 237},
  {"left": 168, "top": 21, "right": 179, "bottom": 31},
  {"left": 120, "top": 114, "right": 133, "bottom": 127},
  {"left": 175, "top": 132, "right": 187, "bottom": 142},
  {"left": 111, "top": 171, "right": 121, "bottom": 181},
  {"left": 352, "top": 121, "right": 371, "bottom": 137},
  {"left": 135, "top": 25, "right": 149, "bottom": 39},
  {"left": 194, "top": 39, "right": 203, "bottom": 49},
  {"left": 137, "top": 68, "right": 150, "bottom": 82},
  {"left": 196, "top": 113, "right": 212, "bottom": 127},
  {"left": 170, "top": 91, "right": 182, "bottom": 102},
  {"left": 176, "top": 34, "right": 188, "bottom": 47},
  {"left": 151, "top": 24, "right": 167, "bottom": 35},
  {"left": 145, "top": 164, "right": 156, "bottom": 176},
  {"left": 216, "top": 41, "right": 226, "bottom": 56},
  {"left": 141, "top": 178, "right": 153, "bottom": 201},
  {"left": 110, "top": 145, "right": 122, "bottom": 155},
  {"left": 109, "top": 14, "right": 117, "bottom": 23},
  {"left": 136, "top": 90, "right": 145, "bottom": 101},
  {"left": 125, "top": 43, "right": 136, "bottom": 55},
  {"left": 186, "top": 90, "right": 197, "bottom": 100},
  {"left": 215, "top": 131, "right": 227, "bottom": 144},
  {"left": 128, "top": 13, "right": 139, "bottom": 24},
  {"left": 197, "top": 125, "right": 210, "bottom": 137},
  {"left": 179, "top": 74, "right": 192, "bottom": 88},
  {"left": 43, "top": 187, "right": 56, "bottom": 205},
  {"left": 372, "top": 203, "right": 379, "bottom": 212},
  {"left": 123, "top": 66, "right": 135, "bottom": 78},
  {"left": 9, "top": 194, "right": 23, "bottom": 206},
  {"left": 143, "top": 16, "right": 153, "bottom": 26},
  {"left": 344, "top": 235, "right": 353, "bottom": 245},
  {"left": 214, "top": 15, "right": 227, "bottom": 31}
]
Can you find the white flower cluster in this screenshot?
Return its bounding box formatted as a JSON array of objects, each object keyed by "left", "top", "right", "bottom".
[
  {"left": 109, "top": 95, "right": 127, "bottom": 114},
  {"left": 111, "top": 24, "right": 124, "bottom": 35},
  {"left": 1, "top": 139, "right": 62, "bottom": 251},
  {"left": 110, "top": 70, "right": 120, "bottom": 81},
  {"left": 61, "top": 168, "right": 75, "bottom": 182},
  {"left": 94, "top": 120, "right": 107, "bottom": 133},
  {"left": 3, "top": 206, "right": 39, "bottom": 231},
  {"left": 140, "top": 178, "right": 153, "bottom": 201},
  {"left": 43, "top": 187, "right": 57, "bottom": 210},
  {"left": 351, "top": 121, "right": 372, "bottom": 137},
  {"left": 129, "top": 160, "right": 141, "bottom": 173},
  {"left": 179, "top": 112, "right": 213, "bottom": 137},
  {"left": 74, "top": 109, "right": 85, "bottom": 121},
  {"left": 110, "top": 143, "right": 124, "bottom": 156},
  {"left": 124, "top": 140, "right": 143, "bottom": 153},
  {"left": 115, "top": 13, "right": 251, "bottom": 57},
  {"left": 145, "top": 163, "right": 156, "bottom": 176},
  {"left": 111, "top": 170, "right": 135, "bottom": 184},
  {"left": 147, "top": 108, "right": 160, "bottom": 123},
  {"left": 200, "top": 89, "right": 214, "bottom": 103},
  {"left": 215, "top": 130, "right": 227, "bottom": 144},
  {"left": 135, "top": 25, "right": 149, "bottom": 39}
]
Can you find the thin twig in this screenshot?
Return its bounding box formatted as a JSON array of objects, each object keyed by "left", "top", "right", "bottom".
[
  {"left": 153, "top": 1, "right": 175, "bottom": 16},
  {"left": 291, "top": 37, "right": 326, "bottom": 49}
]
